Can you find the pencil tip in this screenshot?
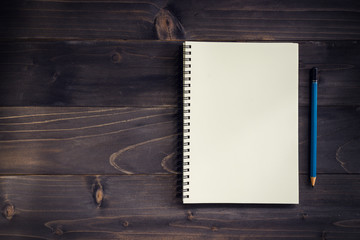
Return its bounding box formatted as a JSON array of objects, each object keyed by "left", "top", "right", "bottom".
[{"left": 310, "top": 177, "right": 316, "bottom": 187}]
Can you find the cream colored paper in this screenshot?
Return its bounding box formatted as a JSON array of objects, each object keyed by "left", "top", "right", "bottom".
[{"left": 183, "top": 42, "right": 299, "bottom": 204}]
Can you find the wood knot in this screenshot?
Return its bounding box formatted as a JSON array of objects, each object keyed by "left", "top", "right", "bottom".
[
  {"left": 54, "top": 226, "right": 63, "bottom": 236},
  {"left": 302, "top": 213, "right": 308, "bottom": 219},
  {"left": 51, "top": 71, "right": 60, "bottom": 84},
  {"left": 122, "top": 221, "right": 129, "bottom": 227},
  {"left": 187, "top": 211, "right": 194, "bottom": 221},
  {"left": 95, "top": 188, "right": 103, "bottom": 206},
  {"left": 154, "top": 9, "right": 185, "bottom": 40},
  {"left": 92, "top": 178, "right": 104, "bottom": 207},
  {"left": 321, "top": 230, "right": 327, "bottom": 240},
  {"left": 111, "top": 52, "right": 122, "bottom": 63},
  {"left": 211, "top": 226, "right": 218, "bottom": 232},
  {"left": 3, "top": 203, "right": 15, "bottom": 220}
]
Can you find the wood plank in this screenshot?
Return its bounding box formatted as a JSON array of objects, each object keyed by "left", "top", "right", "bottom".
[
  {"left": 0, "top": 41, "right": 182, "bottom": 107},
  {"left": 0, "top": 106, "right": 359, "bottom": 174},
  {"left": 1, "top": 41, "right": 360, "bottom": 107},
  {"left": 0, "top": 175, "right": 359, "bottom": 239},
  {"left": 1, "top": 0, "right": 360, "bottom": 40}
]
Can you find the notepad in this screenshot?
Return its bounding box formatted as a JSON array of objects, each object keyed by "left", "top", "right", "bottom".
[{"left": 183, "top": 42, "right": 299, "bottom": 204}]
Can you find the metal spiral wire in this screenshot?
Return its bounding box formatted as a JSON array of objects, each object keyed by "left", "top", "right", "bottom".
[{"left": 183, "top": 43, "right": 191, "bottom": 199}]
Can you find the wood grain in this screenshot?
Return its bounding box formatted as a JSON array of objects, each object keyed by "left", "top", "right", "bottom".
[
  {"left": 1, "top": 1, "right": 360, "bottom": 238},
  {"left": 0, "top": 107, "right": 181, "bottom": 174},
  {"left": 0, "top": 41, "right": 183, "bottom": 107},
  {"left": 1, "top": 41, "right": 360, "bottom": 107},
  {"left": 1, "top": 0, "right": 360, "bottom": 41},
  {"left": 0, "top": 175, "right": 359, "bottom": 239},
  {"left": 0, "top": 106, "right": 359, "bottom": 174}
]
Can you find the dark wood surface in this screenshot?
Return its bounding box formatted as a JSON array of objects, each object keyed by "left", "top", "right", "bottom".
[
  {"left": 0, "top": 175, "right": 359, "bottom": 239},
  {"left": 1, "top": 41, "right": 360, "bottom": 107},
  {"left": 1, "top": 0, "right": 360, "bottom": 41},
  {"left": 0, "top": 106, "right": 359, "bottom": 175},
  {"left": 0, "top": 0, "right": 360, "bottom": 239}
]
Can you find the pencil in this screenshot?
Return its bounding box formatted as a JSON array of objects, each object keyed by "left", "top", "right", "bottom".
[{"left": 310, "top": 68, "right": 318, "bottom": 187}]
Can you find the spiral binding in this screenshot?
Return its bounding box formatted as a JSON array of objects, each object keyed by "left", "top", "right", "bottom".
[{"left": 183, "top": 43, "right": 191, "bottom": 199}]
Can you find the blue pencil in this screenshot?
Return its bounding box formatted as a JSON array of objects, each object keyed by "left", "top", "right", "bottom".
[{"left": 310, "top": 68, "right": 318, "bottom": 187}]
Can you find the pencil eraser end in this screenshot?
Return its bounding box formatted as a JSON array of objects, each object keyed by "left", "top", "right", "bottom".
[{"left": 311, "top": 68, "right": 318, "bottom": 81}]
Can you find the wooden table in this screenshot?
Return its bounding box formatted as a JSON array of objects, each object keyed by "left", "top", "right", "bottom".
[{"left": 0, "top": 1, "right": 360, "bottom": 239}]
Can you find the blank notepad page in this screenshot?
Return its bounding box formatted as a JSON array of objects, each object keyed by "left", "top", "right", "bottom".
[{"left": 183, "top": 42, "right": 299, "bottom": 204}]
